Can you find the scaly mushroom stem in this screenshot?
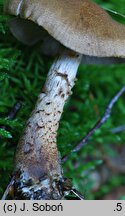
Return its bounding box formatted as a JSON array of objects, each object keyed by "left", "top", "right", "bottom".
[{"left": 13, "top": 50, "right": 82, "bottom": 200}]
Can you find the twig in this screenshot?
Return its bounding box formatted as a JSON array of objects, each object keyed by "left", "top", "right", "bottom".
[
  {"left": 104, "top": 7, "right": 125, "bottom": 19},
  {"left": 0, "top": 102, "right": 22, "bottom": 132},
  {"left": 111, "top": 125, "right": 125, "bottom": 133},
  {"left": 62, "top": 86, "right": 125, "bottom": 163},
  {"left": 71, "top": 189, "right": 84, "bottom": 200},
  {"left": 7, "top": 102, "right": 22, "bottom": 120},
  {"left": 1, "top": 103, "right": 22, "bottom": 199},
  {"left": 1, "top": 177, "right": 15, "bottom": 200}
]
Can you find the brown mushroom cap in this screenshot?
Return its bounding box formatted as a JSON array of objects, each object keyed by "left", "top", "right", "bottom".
[{"left": 4, "top": 0, "right": 125, "bottom": 57}]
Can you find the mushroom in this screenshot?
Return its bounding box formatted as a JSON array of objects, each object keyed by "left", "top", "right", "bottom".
[{"left": 4, "top": 0, "right": 125, "bottom": 200}]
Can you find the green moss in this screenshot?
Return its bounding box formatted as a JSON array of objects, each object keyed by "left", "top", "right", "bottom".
[{"left": 0, "top": 0, "right": 125, "bottom": 199}]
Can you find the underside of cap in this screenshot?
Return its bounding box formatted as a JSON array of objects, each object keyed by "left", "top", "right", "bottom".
[
  {"left": 8, "top": 18, "right": 50, "bottom": 46},
  {"left": 4, "top": 0, "right": 125, "bottom": 58}
]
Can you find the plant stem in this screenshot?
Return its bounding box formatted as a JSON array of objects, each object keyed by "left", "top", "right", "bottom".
[{"left": 13, "top": 50, "right": 82, "bottom": 200}]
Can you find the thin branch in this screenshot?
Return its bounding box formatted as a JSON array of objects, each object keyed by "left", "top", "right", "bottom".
[
  {"left": 1, "top": 103, "right": 22, "bottom": 199},
  {"left": 111, "top": 125, "right": 125, "bottom": 133},
  {"left": 7, "top": 102, "right": 22, "bottom": 120},
  {"left": 104, "top": 7, "right": 125, "bottom": 19},
  {"left": 0, "top": 102, "right": 22, "bottom": 132},
  {"left": 1, "top": 177, "right": 15, "bottom": 200},
  {"left": 71, "top": 189, "right": 84, "bottom": 200},
  {"left": 62, "top": 86, "right": 125, "bottom": 163}
]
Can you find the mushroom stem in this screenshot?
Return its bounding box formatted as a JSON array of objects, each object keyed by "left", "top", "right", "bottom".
[{"left": 13, "top": 50, "right": 82, "bottom": 200}]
